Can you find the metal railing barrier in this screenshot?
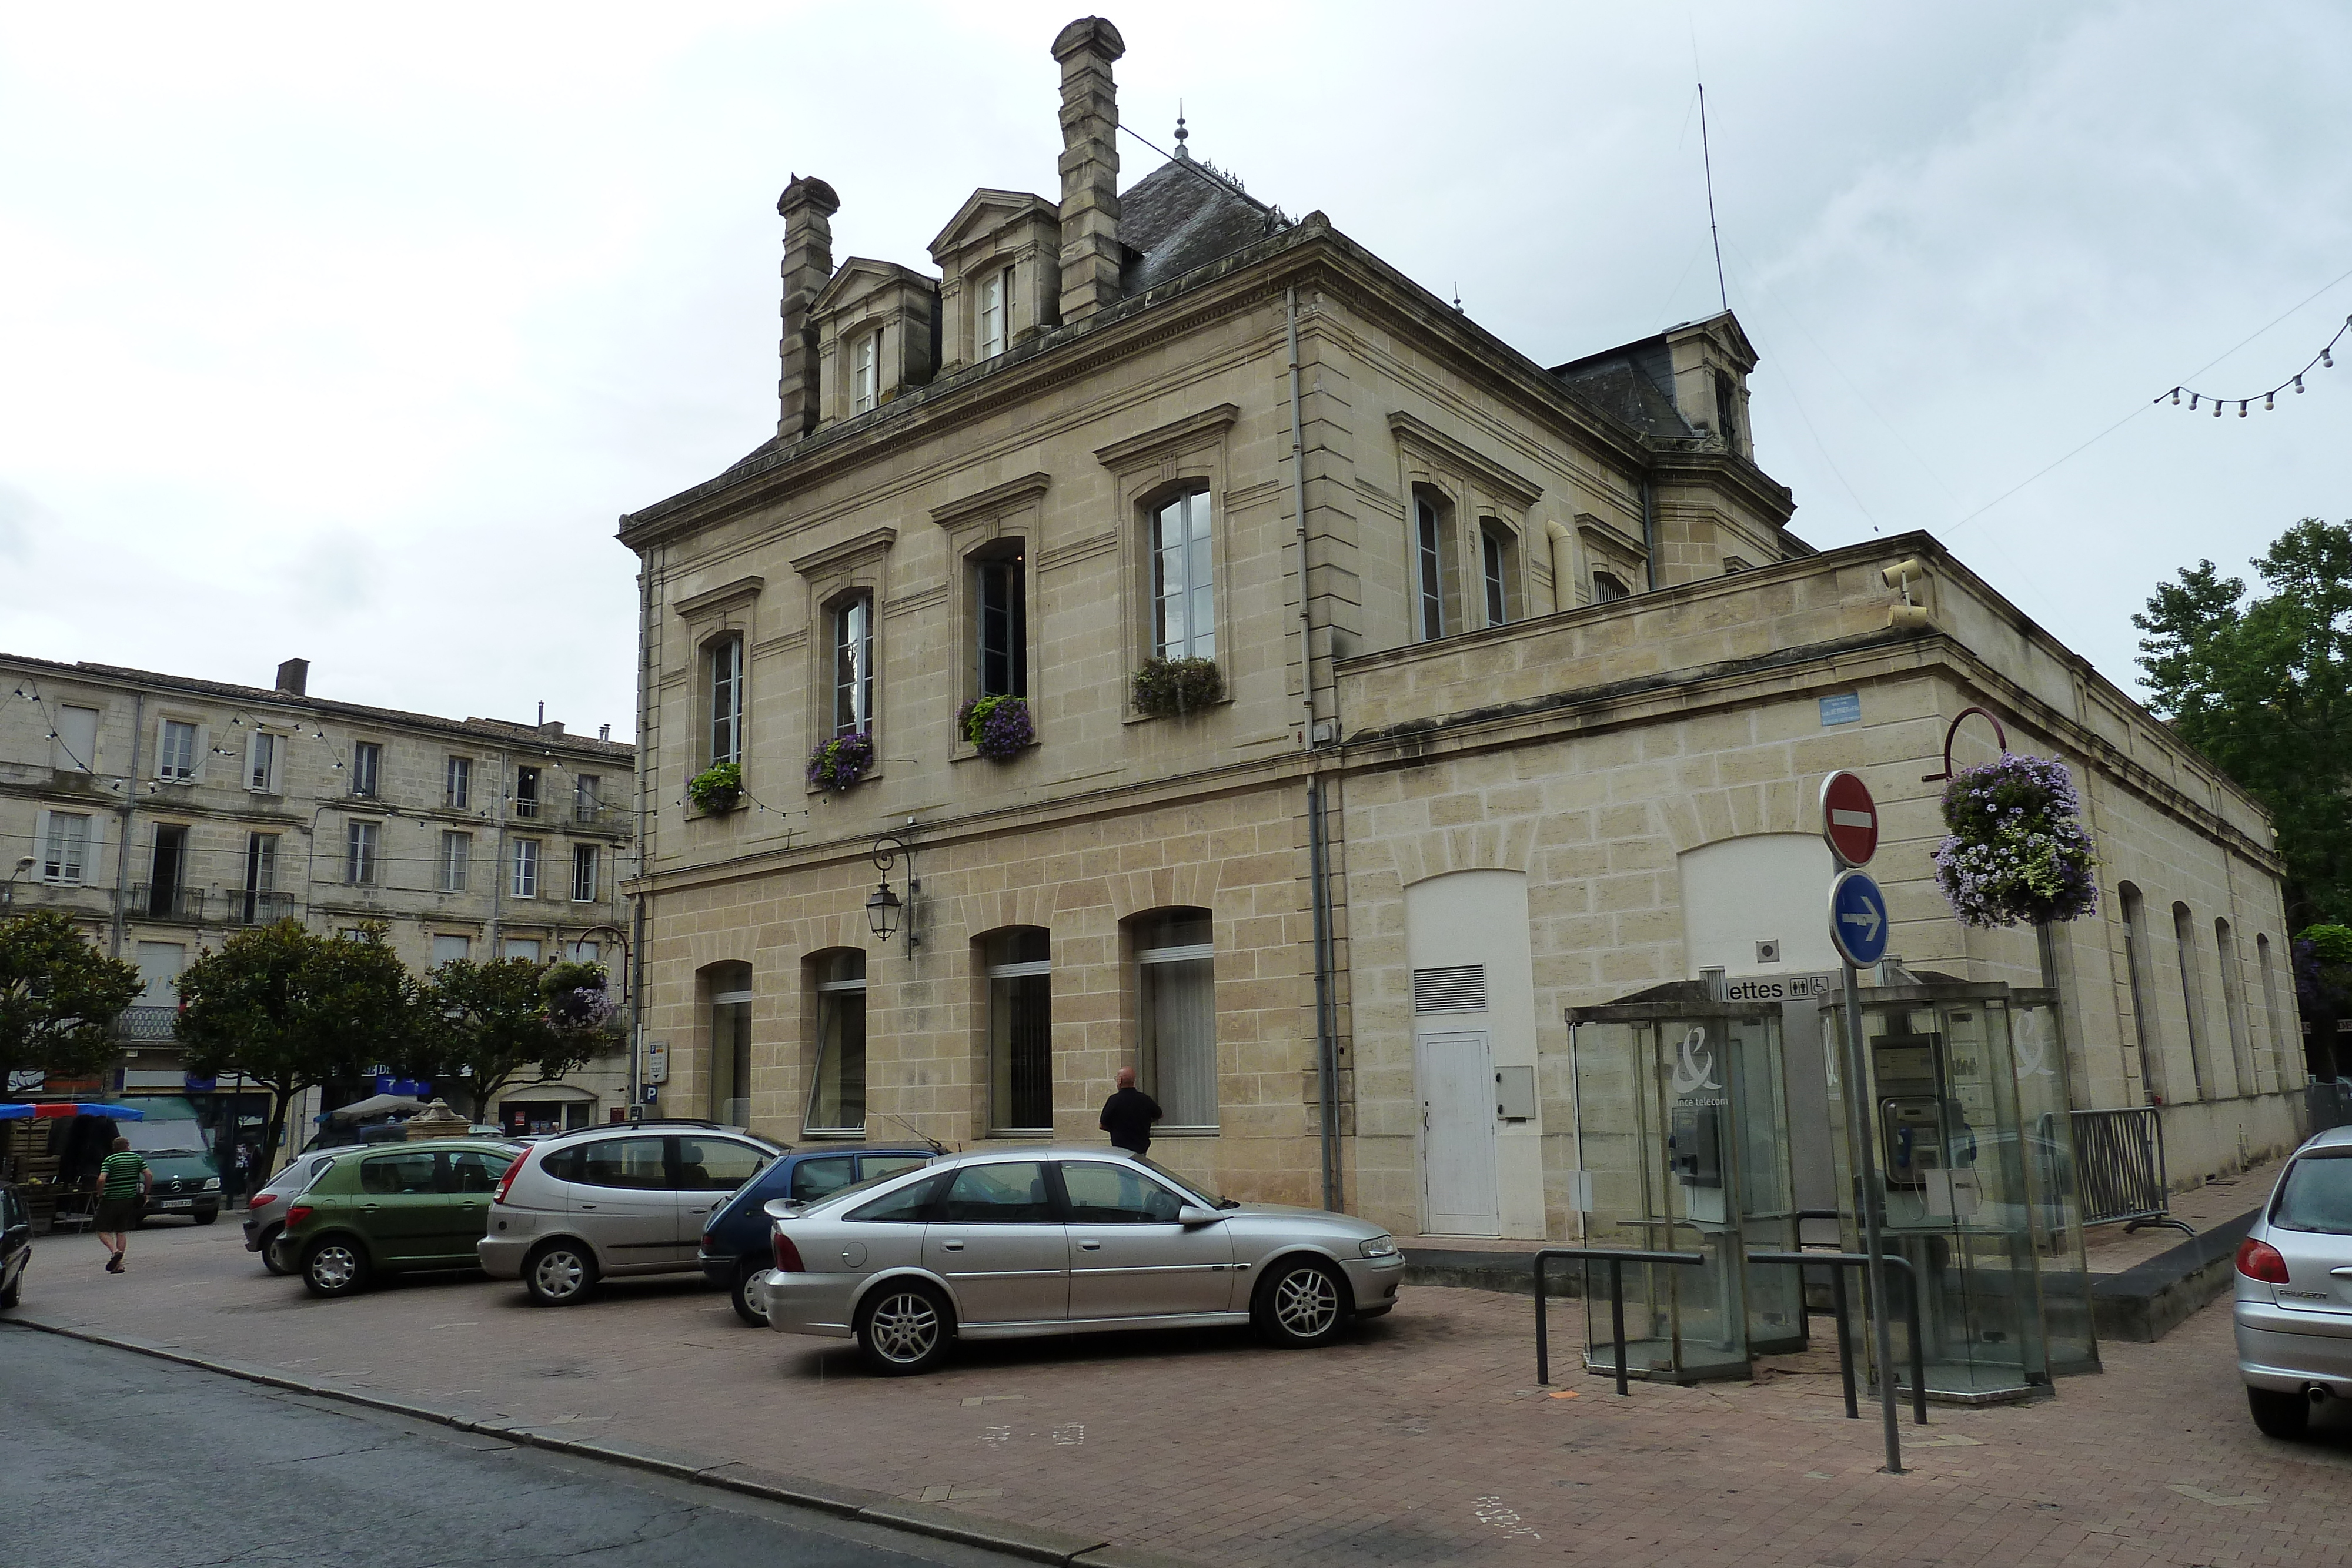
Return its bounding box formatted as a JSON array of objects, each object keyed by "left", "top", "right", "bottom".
[
  {"left": 1532, "top": 1246, "right": 1703, "bottom": 1395},
  {"left": 2072, "top": 1106, "right": 2193, "bottom": 1233},
  {"left": 1745, "top": 1249, "right": 1928, "bottom": 1428}
]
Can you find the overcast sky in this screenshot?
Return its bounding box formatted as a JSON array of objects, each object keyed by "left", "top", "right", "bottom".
[{"left": 3, "top": 2, "right": 2344, "bottom": 743}]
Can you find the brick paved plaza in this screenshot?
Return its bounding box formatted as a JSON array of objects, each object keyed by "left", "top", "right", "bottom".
[{"left": 11, "top": 1221, "right": 2349, "bottom": 1567}]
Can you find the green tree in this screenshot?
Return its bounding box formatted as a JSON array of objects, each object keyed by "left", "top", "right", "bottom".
[
  {"left": 2136, "top": 517, "right": 2352, "bottom": 925},
  {"left": 0, "top": 910, "right": 141, "bottom": 1086},
  {"left": 175, "top": 921, "right": 419, "bottom": 1174},
  {"left": 413, "top": 958, "right": 593, "bottom": 1121}
]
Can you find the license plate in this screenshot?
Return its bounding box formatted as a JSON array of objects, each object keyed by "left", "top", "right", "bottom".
[{"left": 159, "top": 1199, "right": 193, "bottom": 1209}]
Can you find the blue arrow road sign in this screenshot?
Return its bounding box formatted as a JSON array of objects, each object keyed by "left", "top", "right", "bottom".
[{"left": 1829, "top": 870, "right": 1890, "bottom": 968}]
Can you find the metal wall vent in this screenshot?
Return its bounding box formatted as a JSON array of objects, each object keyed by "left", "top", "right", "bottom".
[{"left": 1412, "top": 964, "right": 1486, "bottom": 1014}]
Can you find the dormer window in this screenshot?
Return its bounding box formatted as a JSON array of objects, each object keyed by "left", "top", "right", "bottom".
[
  {"left": 978, "top": 268, "right": 1011, "bottom": 359},
  {"left": 852, "top": 331, "right": 880, "bottom": 414}
]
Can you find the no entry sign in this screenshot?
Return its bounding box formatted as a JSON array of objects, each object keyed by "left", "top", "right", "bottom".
[{"left": 1820, "top": 770, "right": 1879, "bottom": 868}]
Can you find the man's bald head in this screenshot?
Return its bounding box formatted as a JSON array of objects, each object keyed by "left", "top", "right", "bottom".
[{"left": 1116, "top": 1065, "right": 1137, "bottom": 1090}]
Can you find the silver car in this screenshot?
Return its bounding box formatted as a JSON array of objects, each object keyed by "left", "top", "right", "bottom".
[
  {"left": 244, "top": 1151, "right": 353, "bottom": 1275},
  {"left": 2235, "top": 1122, "right": 2352, "bottom": 1438},
  {"left": 751, "top": 1146, "right": 1405, "bottom": 1375},
  {"left": 479, "top": 1121, "right": 780, "bottom": 1305}
]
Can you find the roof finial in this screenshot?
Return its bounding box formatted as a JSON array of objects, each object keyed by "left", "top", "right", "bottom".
[
  {"left": 1174, "top": 100, "right": 1190, "bottom": 160},
  {"left": 1452, "top": 283, "right": 1464, "bottom": 313}
]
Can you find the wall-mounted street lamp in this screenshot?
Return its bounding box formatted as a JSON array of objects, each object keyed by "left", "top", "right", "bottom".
[
  {"left": 866, "top": 830, "right": 918, "bottom": 955},
  {"left": 2, "top": 854, "right": 34, "bottom": 911}
]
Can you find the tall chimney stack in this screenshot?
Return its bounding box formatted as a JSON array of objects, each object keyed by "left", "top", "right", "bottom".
[
  {"left": 275, "top": 658, "right": 309, "bottom": 696},
  {"left": 1052, "top": 17, "right": 1125, "bottom": 326},
  {"left": 777, "top": 175, "right": 841, "bottom": 441}
]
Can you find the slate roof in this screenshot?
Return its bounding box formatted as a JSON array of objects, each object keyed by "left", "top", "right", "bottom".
[
  {"left": 1117, "top": 156, "right": 1285, "bottom": 296},
  {"left": 1548, "top": 335, "right": 1694, "bottom": 440}
]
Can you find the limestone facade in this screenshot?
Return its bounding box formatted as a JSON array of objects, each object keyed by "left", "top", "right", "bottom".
[{"left": 619, "top": 14, "right": 2300, "bottom": 1236}]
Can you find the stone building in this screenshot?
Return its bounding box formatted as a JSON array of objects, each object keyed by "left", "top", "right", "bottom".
[
  {"left": 619, "top": 15, "right": 2303, "bottom": 1241},
  {"left": 0, "top": 652, "right": 636, "bottom": 1145}
]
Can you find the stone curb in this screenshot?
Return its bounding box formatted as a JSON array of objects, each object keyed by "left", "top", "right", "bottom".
[{"left": 2, "top": 1313, "right": 1209, "bottom": 1568}]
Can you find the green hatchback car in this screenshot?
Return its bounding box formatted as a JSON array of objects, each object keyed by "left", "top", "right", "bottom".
[{"left": 280, "top": 1138, "right": 521, "bottom": 1299}]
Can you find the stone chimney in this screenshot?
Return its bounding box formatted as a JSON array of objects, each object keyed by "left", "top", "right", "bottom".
[
  {"left": 275, "top": 658, "right": 309, "bottom": 696},
  {"left": 777, "top": 174, "right": 841, "bottom": 441},
  {"left": 1052, "top": 17, "right": 1124, "bottom": 325}
]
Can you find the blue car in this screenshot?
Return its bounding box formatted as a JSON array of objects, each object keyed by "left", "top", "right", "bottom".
[{"left": 699, "top": 1146, "right": 937, "bottom": 1324}]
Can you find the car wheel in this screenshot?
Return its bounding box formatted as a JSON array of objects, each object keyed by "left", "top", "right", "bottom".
[
  {"left": 258, "top": 1226, "right": 290, "bottom": 1276},
  {"left": 302, "top": 1237, "right": 370, "bottom": 1299},
  {"left": 524, "top": 1239, "right": 598, "bottom": 1307},
  {"left": 2247, "top": 1386, "right": 2310, "bottom": 1439},
  {"left": 1253, "top": 1256, "right": 1348, "bottom": 1348},
  {"left": 856, "top": 1281, "right": 951, "bottom": 1375},
  {"left": 195, "top": 1206, "right": 220, "bottom": 1226},
  {"left": 730, "top": 1263, "right": 770, "bottom": 1328},
  {"left": 1, "top": 1263, "right": 21, "bottom": 1309}
]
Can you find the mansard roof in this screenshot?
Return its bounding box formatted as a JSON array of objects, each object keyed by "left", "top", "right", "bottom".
[{"left": 1117, "top": 156, "right": 1284, "bottom": 296}]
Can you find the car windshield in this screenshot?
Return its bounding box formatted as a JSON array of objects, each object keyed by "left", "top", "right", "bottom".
[
  {"left": 2274, "top": 1151, "right": 2352, "bottom": 1236},
  {"left": 1133, "top": 1156, "right": 1237, "bottom": 1210},
  {"left": 120, "top": 1120, "right": 209, "bottom": 1156}
]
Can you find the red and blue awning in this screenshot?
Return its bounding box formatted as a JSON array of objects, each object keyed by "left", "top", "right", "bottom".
[{"left": 0, "top": 1102, "right": 146, "bottom": 1120}]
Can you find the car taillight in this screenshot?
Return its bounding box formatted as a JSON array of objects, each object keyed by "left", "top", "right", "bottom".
[
  {"left": 773, "top": 1232, "right": 806, "bottom": 1272},
  {"left": 285, "top": 1205, "right": 312, "bottom": 1226},
  {"left": 252, "top": 1192, "right": 279, "bottom": 1211},
  {"left": 494, "top": 1154, "right": 526, "bottom": 1205},
  {"left": 2237, "top": 1236, "right": 2290, "bottom": 1284}
]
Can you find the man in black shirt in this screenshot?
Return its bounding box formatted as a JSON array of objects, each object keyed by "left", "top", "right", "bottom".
[{"left": 1098, "top": 1067, "right": 1163, "bottom": 1157}]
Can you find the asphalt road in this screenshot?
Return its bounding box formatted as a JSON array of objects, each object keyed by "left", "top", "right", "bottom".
[{"left": 1, "top": 1330, "right": 1035, "bottom": 1568}]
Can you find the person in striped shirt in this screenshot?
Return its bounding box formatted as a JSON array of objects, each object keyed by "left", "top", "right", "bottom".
[{"left": 95, "top": 1136, "right": 151, "bottom": 1274}]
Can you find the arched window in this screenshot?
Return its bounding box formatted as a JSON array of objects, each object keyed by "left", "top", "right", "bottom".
[
  {"left": 1591, "top": 571, "right": 1629, "bottom": 604},
  {"left": 2256, "top": 933, "right": 2292, "bottom": 1086},
  {"left": 981, "top": 927, "right": 1052, "bottom": 1134},
  {"left": 1132, "top": 908, "right": 1215, "bottom": 1131},
  {"left": 2171, "top": 902, "right": 2210, "bottom": 1098},
  {"left": 703, "top": 962, "right": 753, "bottom": 1128},
  {"left": 1151, "top": 489, "right": 1215, "bottom": 660},
  {"left": 2214, "top": 917, "right": 2254, "bottom": 1095},
  {"left": 806, "top": 949, "right": 867, "bottom": 1134},
  {"left": 2116, "top": 882, "right": 2160, "bottom": 1102}
]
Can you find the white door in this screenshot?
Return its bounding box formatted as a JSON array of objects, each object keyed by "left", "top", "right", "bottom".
[{"left": 1418, "top": 1030, "right": 1499, "bottom": 1236}]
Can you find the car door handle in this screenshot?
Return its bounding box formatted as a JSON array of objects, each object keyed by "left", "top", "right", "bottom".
[
  {"left": 2332, "top": 1267, "right": 2352, "bottom": 1279},
  {"left": 1077, "top": 1241, "right": 1102, "bottom": 1251},
  {"left": 940, "top": 1241, "right": 964, "bottom": 1252},
  {"left": 578, "top": 1203, "right": 597, "bottom": 1211}
]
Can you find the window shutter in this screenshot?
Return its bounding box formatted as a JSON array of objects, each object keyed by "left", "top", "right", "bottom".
[{"left": 1412, "top": 964, "right": 1486, "bottom": 1014}]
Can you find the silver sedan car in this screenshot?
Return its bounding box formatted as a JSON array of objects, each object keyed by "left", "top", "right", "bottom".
[
  {"left": 2236, "top": 1122, "right": 2352, "bottom": 1438},
  {"left": 751, "top": 1146, "right": 1405, "bottom": 1374}
]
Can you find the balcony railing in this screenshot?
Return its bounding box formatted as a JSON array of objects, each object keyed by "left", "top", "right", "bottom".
[
  {"left": 225, "top": 891, "right": 298, "bottom": 927},
  {"left": 129, "top": 882, "right": 207, "bottom": 922},
  {"left": 115, "top": 1005, "right": 179, "bottom": 1042}
]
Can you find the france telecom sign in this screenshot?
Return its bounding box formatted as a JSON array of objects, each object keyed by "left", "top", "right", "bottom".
[
  {"left": 1829, "top": 870, "right": 1891, "bottom": 968},
  {"left": 1820, "top": 769, "right": 1879, "bottom": 867}
]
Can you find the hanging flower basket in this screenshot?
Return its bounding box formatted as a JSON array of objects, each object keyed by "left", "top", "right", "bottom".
[
  {"left": 1132, "top": 656, "right": 1224, "bottom": 719},
  {"left": 806, "top": 731, "right": 875, "bottom": 791},
  {"left": 1930, "top": 753, "right": 2099, "bottom": 928},
  {"left": 540, "top": 961, "right": 616, "bottom": 1034},
  {"left": 957, "top": 694, "right": 1035, "bottom": 760},
  {"left": 686, "top": 762, "right": 743, "bottom": 813}
]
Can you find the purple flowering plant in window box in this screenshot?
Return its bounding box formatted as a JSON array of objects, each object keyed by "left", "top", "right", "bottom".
[
  {"left": 956, "top": 694, "right": 1035, "bottom": 760},
  {"left": 806, "top": 731, "right": 874, "bottom": 791},
  {"left": 1930, "top": 753, "right": 2099, "bottom": 927}
]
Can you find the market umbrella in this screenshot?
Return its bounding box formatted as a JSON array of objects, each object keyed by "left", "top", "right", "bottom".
[
  {"left": 327, "top": 1093, "right": 429, "bottom": 1122},
  {"left": 0, "top": 1102, "right": 147, "bottom": 1120}
]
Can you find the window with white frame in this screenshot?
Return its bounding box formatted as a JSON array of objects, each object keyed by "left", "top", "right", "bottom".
[
  {"left": 512, "top": 838, "right": 540, "bottom": 899},
  {"left": 973, "top": 543, "right": 1027, "bottom": 701},
  {"left": 807, "top": 951, "right": 867, "bottom": 1133},
  {"left": 513, "top": 765, "right": 540, "bottom": 819},
  {"left": 851, "top": 330, "right": 880, "bottom": 414},
  {"left": 504, "top": 938, "right": 542, "bottom": 962},
  {"left": 567, "top": 939, "right": 600, "bottom": 964},
  {"left": 1151, "top": 490, "right": 1215, "bottom": 660},
  {"left": 706, "top": 636, "right": 744, "bottom": 768},
  {"left": 1135, "top": 907, "right": 1215, "bottom": 1129},
  {"left": 239, "top": 831, "right": 278, "bottom": 924},
  {"left": 1480, "top": 521, "right": 1517, "bottom": 627},
  {"left": 977, "top": 266, "right": 1011, "bottom": 359},
  {"left": 574, "top": 773, "right": 601, "bottom": 824},
  {"left": 344, "top": 820, "right": 379, "bottom": 885},
  {"left": 1414, "top": 494, "right": 1448, "bottom": 640},
  {"left": 246, "top": 730, "right": 281, "bottom": 793},
  {"left": 446, "top": 754, "right": 472, "bottom": 809},
  {"left": 350, "top": 740, "right": 381, "bottom": 797},
  {"left": 571, "top": 844, "right": 598, "bottom": 903},
  {"left": 430, "top": 933, "right": 471, "bottom": 968},
  {"left": 41, "top": 811, "right": 91, "bottom": 884},
  {"left": 439, "top": 831, "right": 471, "bottom": 893},
  {"left": 833, "top": 595, "right": 873, "bottom": 736},
  {"left": 52, "top": 706, "right": 99, "bottom": 773},
  {"left": 158, "top": 720, "right": 198, "bottom": 781}
]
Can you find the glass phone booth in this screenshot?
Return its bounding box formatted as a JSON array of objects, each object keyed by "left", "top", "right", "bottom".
[
  {"left": 1567, "top": 988, "right": 1802, "bottom": 1384},
  {"left": 1823, "top": 979, "right": 2097, "bottom": 1403}
]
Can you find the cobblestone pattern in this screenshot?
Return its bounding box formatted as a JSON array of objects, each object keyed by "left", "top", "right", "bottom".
[{"left": 16, "top": 1222, "right": 2351, "bottom": 1567}]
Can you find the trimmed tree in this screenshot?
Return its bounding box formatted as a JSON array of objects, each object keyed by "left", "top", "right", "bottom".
[
  {"left": 416, "top": 958, "right": 594, "bottom": 1122},
  {"left": 0, "top": 910, "right": 142, "bottom": 1087}
]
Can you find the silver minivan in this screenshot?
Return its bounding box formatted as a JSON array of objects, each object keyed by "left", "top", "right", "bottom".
[
  {"left": 478, "top": 1122, "right": 779, "bottom": 1305},
  {"left": 2234, "top": 1122, "right": 2352, "bottom": 1437}
]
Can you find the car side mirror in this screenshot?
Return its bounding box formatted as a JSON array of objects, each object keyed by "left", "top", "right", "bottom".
[
  {"left": 762, "top": 1198, "right": 806, "bottom": 1221},
  {"left": 1175, "top": 1205, "right": 1224, "bottom": 1227}
]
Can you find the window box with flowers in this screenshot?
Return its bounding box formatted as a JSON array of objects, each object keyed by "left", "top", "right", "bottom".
[
  {"left": 806, "top": 731, "right": 875, "bottom": 792},
  {"left": 686, "top": 762, "right": 743, "bottom": 815},
  {"left": 1931, "top": 754, "right": 2099, "bottom": 928},
  {"left": 1131, "top": 657, "right": 1224, "bottom": 720},
  {"left": 956, "top": 694, "right": 1035, "bottom": 760}
]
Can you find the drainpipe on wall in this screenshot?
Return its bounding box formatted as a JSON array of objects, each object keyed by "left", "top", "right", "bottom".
[
  {"left": 628, "top": 550, "right": 656, "bottom": 1121},
  {"left": 488, "top": 748, "right": 507, "bottom": 959},
  {"left": 1639, "top": 476, "right": 1658, "bottom": 592},
  {"left": 1308, "top": 775, "right": 1341, "bottom": 1212},
  {"left": 109, "top": 691, "right": 146, "bottom": 959},
  {"left": 1285, "top": 285, "right": 1317, "bottom": 750}
]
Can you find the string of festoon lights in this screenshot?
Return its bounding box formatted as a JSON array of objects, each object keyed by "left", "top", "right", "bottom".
[{"left": 2159, "top": 313, "right": 2351, "bottom": 417}]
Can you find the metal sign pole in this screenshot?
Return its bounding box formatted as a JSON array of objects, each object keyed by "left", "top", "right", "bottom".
[{"left": 1842, "top": 959, "right": 1903, "bottom": 1475}]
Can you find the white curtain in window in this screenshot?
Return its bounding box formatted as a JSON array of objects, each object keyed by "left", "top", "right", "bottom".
[{"left": 1142, "top": 955, "right": 1216, "bottom": 1128}]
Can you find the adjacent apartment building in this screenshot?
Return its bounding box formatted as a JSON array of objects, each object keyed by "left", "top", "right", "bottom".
[
  {"left": 617, "top": 15, "right": 2304, "bottom": 1241},
  {"left": 1, "top": 653, "right": 636, "bottom": 1145}
]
